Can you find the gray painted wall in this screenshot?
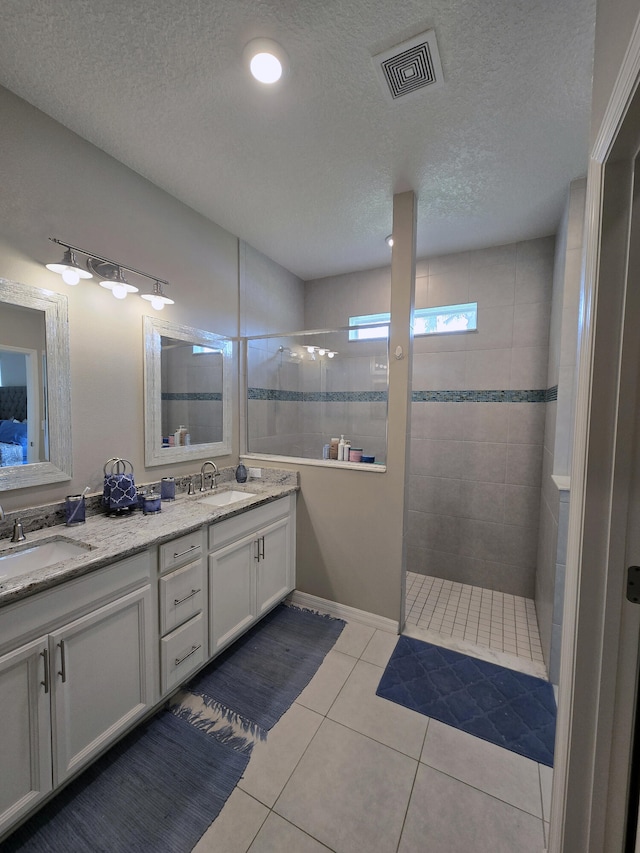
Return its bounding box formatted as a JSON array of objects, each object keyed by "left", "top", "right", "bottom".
[{"left": 0, "top": 85, "right": 239, "bottom": 511}]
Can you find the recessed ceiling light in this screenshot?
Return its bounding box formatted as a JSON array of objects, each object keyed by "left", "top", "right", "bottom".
[{"left": 244, "top": 38, "right": 289, "bottom": 85}]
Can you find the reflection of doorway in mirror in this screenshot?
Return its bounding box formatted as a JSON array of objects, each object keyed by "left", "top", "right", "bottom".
[{"left": 0, "top": 345, "right": 40, "bottom": 463}]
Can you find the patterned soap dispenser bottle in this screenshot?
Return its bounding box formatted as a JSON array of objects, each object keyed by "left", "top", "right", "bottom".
[{"left": 235, "top": 462, "right": 248, "bottom": 483}]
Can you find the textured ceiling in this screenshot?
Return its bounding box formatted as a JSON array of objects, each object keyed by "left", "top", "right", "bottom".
[{"left": 0, "top": 0, "right": 595, "bottom": 280}]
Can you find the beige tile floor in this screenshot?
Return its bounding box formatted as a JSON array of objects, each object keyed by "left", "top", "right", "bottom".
[{"left": 194, "top": 616, "right": 553, "bottom": 853}]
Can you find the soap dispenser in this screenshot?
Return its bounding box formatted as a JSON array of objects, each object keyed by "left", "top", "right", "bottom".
[{"left": 235, "top": 462, "right": 248, "bottom": 483}]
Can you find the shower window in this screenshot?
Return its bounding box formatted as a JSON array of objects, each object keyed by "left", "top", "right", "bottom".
[
  {"left": 349, "top": 302, "right": 478, "bottom": 340},
  {"left": 244, "top": 328, "right": 388, "bottom": 466}
]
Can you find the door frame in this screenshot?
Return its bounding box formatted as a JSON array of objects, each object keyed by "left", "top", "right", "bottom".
[{"left": 549, "top": 13, "right": 640, "bottom": 852}]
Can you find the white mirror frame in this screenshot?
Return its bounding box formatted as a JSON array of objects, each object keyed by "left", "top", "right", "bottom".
[
  {"left": 143, "top": 316, "right": 232, "bottom": 466},
  {"left": 0, "top": 278, "right": 72, "bottom": 489}
]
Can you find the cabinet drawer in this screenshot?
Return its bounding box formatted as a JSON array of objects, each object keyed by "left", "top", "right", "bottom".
[
  {"left": 0, "top": 552, "right": 152, "bottom": 654},
  {"left": 159, "top": 561, "right": 204, "bottom": 635},
  {"left": 160, "top": 613, "right": 205, "bottom": 694},
  {"left": 209, "top": 495, "right": 292, "bottom": 551},
  {"left": 159, "top": 531, "right": 202, "bottom": 574}
]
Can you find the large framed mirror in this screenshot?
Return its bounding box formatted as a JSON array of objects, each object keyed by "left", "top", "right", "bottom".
[
  {"left": 143, "top": 316, "right": 232, "bottom": 466},
  {"left": 0, "top": 278, "right": 72, "bottom": 489}
]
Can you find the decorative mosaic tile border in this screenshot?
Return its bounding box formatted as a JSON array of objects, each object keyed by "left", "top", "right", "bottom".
[
  {"left": 248, "top": 387, "right": 557, "bottom": 404},
  {"left": 162, "top": 392, "right": 223, "bottom": 401},
  {"left": 411, "top": 389, "right": 547, "bottom": 403},
  {"left": 248, "top": 388, "right": 388, "bottom": 402}
]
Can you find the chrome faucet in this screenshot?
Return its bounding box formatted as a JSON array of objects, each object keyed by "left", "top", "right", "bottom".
[
  {"left": 11, "top": 519, "right": 26, "bottom": 543},
  {"left": 200, "top": 461, "right": 219, "bottom": 492}
]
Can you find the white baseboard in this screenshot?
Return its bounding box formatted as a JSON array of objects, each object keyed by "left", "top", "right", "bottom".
[{"left": 287, "top": 590, "right": 399, "bottom": 634}]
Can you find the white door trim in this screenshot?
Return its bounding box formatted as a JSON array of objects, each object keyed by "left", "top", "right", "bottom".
[{"left": 549, "top": 11, "right": 640, "bottom": 852}]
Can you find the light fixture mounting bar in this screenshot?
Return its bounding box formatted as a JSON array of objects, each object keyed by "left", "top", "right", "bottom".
[{"left": 49, "top": 237, "right": 169, "bottom": 287}]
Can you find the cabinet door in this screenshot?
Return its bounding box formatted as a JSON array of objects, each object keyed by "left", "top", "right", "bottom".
[
  {"left": 209, "top": 534, "right": 255, "bottom": 655},
  {"left": 0, "top": 636, "right": 52, "bottom": 836},
  {"left": 51, "top": 585, "right": 153, "bottom": 785},
  {"left": 256, "top": 516, "right": 292, "bottom": 617}
]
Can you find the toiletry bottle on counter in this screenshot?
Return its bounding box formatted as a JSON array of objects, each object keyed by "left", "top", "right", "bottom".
[
  {"left": 338, "top": 435, "right": 346, "bottom": 461},
  {"left": 174, "top": 425, "right": 188, "bottom": 446},
  {"left": 330, "top": 437, "right": 339, "bottom": 460}
]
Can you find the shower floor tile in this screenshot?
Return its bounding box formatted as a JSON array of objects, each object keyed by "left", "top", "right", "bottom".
[{"left": 405, "top": 572, "right": 545, "bottom": 675}]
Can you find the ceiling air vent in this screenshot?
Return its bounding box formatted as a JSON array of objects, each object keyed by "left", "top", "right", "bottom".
[{"left": 373, "top": 30, "right": 444, "bottom": 103}]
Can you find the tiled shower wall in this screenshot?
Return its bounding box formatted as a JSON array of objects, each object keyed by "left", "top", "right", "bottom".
[
  {"left": 408, "top": 238, "right": 554, "bottom": 598},
  {"left": 536, "top": 177, "right": 586, "bottom": 681},
  {"left": 161, "top": 345, "right": 223, "bottom": 445},
  {"left": 305, "top": 239, "right": 554, "bottom": 599}
]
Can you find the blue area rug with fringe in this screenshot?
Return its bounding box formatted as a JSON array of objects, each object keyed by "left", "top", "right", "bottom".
[
  {"left": 6, "top": 604, "right": 344, "bottom": 852},
  {"left": 376, "top": 636, "right": 556, "bottom": 767},
  {"left": 184, "top": 603, "right": 346, "bottom": 738}
]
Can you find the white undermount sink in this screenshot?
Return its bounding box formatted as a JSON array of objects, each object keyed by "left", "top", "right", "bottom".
[
  {"left": 0, "top": 538, "right": 91, "bottom": 581},
  {"left": 198, "top": 490, "right": 257, "bottom": 508}
]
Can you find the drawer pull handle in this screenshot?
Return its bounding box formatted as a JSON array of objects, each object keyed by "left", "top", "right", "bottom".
[
  {"left": 58, "top": 639, "right": 67, "bottom": 683},
  {"left": 173, "top": 544, "right": 199, "bottom": 559},
  {"left": 255, "top": 535, "right": 265, "bottom": 562},
  {"left": 175, "top": 644, "right": 201, "bottom": 667},
  {"left": 174, "top": 588, "right": 201, "bottom": 606},
  {"left": 40, "top": 647, "right": 50, "bottom": 694}
]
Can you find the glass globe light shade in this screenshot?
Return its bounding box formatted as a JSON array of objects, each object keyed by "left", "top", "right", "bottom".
[
  {"left": 61, "top": 268, "right": 80, "bottom": 286},
  {"left": 111, "top": 283, "right": 128, "bottom": 299}
]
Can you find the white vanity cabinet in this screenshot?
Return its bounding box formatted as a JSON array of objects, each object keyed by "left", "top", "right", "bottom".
[
  {"left": 0, "top": 635, "right": 52, "bottom": 834},
  {"left": 208, "top": 494, "right": 295, "bottom": 655},
  {"left": 158, "top": 529, "right": 207, "bottom": 694},
  {"left": 0, "top": 552, "right": 155, "bottom": 836}
]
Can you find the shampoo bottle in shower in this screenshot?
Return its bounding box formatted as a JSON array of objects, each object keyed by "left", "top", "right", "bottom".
[{"left": 338, "top": 435, "right": 346, "bottom": 461}]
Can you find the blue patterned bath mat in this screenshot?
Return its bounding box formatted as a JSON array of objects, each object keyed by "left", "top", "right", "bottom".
[{"left": 376, "top": 636, "right": 556, "bottom": 766}]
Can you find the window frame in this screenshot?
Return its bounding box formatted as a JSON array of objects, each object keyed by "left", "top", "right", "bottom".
[{"left": 348, "top": 303, "right": 478, "bottom": 341}]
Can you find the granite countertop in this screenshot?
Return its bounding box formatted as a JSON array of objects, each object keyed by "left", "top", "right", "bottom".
[{"left": 0, "top": 477, "right": 298, "bottom": 607}]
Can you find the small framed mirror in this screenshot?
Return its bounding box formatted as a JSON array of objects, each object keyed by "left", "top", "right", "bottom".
[
  {"left": 0, "top": 278, "right": 72, "bottom": 489},
  {"left": 143, "top": 316, "right": 232, "bottom": 466}
]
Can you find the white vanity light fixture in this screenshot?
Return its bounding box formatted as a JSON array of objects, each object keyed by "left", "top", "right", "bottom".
[
  {"left": 88, "top": 260, "right": 140, "bottom": 300},
  {"left": 385, "top": 234, "right": 394, "bottom": 248},
  {"left": 244, "top": 38, "right": 289, "bottom": 84},
  {"left": 46, "top": 247, "right": 93, "bottom": 286},
  {"left": 140, "top": 281, "right": 175, "bottom": 311},
  {"left": 45, "top": 238, "right": 174, "bottom": 308}
]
